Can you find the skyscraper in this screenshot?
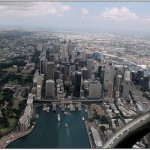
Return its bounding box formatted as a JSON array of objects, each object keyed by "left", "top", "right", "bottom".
[
  {"left": 46, "top": 62, "right": 54, "bottom": 80},
  {"left": 81, "top": 67, "right": 89, "bottom": 80},
  {"left": 123, "top": 78, "right": 131, "bottom": 98},
  {"left": 107, "top": 81, "right": 113, "bottom": 98},
  {"left": 45, "top": 80, "right": 55, "bottom": 98},
  {"left": 40, "top": 57, "right": 47, "bottom": 75},
  {"left": 74, "top": 71, "right": 81, "bottom": 97},
  {"left": 88, "top": 81, "right": 102, "bottom": 99}
]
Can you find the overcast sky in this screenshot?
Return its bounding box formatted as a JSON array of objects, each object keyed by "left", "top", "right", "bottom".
[{"left": 0, "top": 2, "right": 150, "bottom": 35}]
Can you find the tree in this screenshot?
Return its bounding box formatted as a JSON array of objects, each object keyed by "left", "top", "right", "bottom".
[{"left": 100, "top": 115, "right": 109, "bottom": 124}]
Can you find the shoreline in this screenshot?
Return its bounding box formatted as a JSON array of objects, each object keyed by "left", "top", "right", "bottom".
[
  {"left": 0, "top": 124, "right": 35, "bottom": 149},
  {"left": 85, "top": 121, "right": 94, "bottom": 149}
]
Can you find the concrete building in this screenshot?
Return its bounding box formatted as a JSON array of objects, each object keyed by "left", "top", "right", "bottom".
[
  {"left": 37, "top": 85, "right": 42, "bottom": 100},
  {"left": 107, "top": 81, "right": 114, "bottom": 98},
  {"left": 116, "top": 75, "right": 122, "bottom": 97},
  {"left": 87, "top": 58, "right": 94, "bottom": 78},
  {"left": 90, "top": 127, "right": 102, "bottom": 148},
  {"left": 19, "top": 93, "right": 33, "bottom": 131},
  {"left": 45, "top": 79, "right": 55, "bottom": 98},
  {"left": 123, "top": 78, "right": 131, "bottom": 98},
  {"left": 88, "top": 81, "right": 102, "bottom": 99},
  {"left": 124, "top": 71, "right": 131, "bottom": 81},
  {"left": 104, "top": 66, "right": 116, "bottom": 90},
  {"left": 40, "top": 57, "right": 47, "bottom": 75},
  {"left": 46, "top": 62, "right": 54, "bottom": 80},
  {"left": 81, "top": 67, "right": 89, "bottom": 80}
]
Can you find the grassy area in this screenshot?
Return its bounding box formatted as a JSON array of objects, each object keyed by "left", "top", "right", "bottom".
[{"left": 0, "top": 118, "right": 17, "bottom": 135}]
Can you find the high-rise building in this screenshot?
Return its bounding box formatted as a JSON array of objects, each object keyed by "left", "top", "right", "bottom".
[
  {"left": 107, "top": 81, "right": 113, "bottom": 98},
  {"left": 87, "top": 59, "right": 94, "bottom": 78},
  {"left": 142, "top": 75, "right": 150, "bottom": 92},
  {"left": 46, "top": 62, "right": 54, "bottom": 80},
  {"left": 45, "top": 80, "right": 55, "bottom": 98},
  {"left": 82, "top": 67, "right": 89, "bottom": 80},
  {"left": 74, "top": 71, "right": 81, "bottom": 97},
  {"left": 124, "top": 71, "right": 130, "bottom": 81},
  {"left": 88, "top": 81, "right": 102, "bottom": 99},
  {"left": 116, "top": 75, "right": 122, "bottom": 92},
  {"left": 104, "top": 66, "right": 116, "bottom": 90},
  {"left": 40, "top": 57, "right": 47, "bottom": 75},
  {"left": 123, "top": 78, "right": 131, "bottom": 98},
  {"left": 37, "top": 85, "right": 42, "bottom": 100}
]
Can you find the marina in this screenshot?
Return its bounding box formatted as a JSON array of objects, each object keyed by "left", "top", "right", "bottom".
[{"left": 7, "top": 106, "right": 90, "bottom": 148}]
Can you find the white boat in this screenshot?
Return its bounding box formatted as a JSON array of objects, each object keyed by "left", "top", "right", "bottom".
[
  {"left": 35, "top": 114, "right": 39, "bottom": 118},
  {"left": 64, "top": 111, "right": 68, "bottom": 115},
  {"left": 68, "top": 105, "right": 70, "bottom": 109},
  {"left": 46, "top": 107, "right": 49, "bottom": 112},
  {"left": 85, "top": 109, "right": 87, "bottom": 112},
  {"left": 57, "top": 114, "right": 61, "bottom": 122},
  {"left": 82, "top": 117, "right": 85, "bottom": 121},
  {"left": 65, "top": 123, "right": 68, "bottom": 128}
]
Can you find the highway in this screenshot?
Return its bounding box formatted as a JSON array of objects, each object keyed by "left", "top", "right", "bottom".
[
  {"left": 102, "top": 111, "right": 150, "bottom": 148},
  {"left": 130, "top": 80, "right": 150, "bottom": 112},
  {"left": 34, "top": 99, "right": 104, "bottom": 103}
]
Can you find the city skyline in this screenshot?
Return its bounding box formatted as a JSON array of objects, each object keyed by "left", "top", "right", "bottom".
[{"left": 0, "top": 2, "right": 150, "bottom": 36}]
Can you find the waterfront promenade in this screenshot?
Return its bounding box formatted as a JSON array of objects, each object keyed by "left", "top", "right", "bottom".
[{"left": 0, "top": 125, "right": 35, "bottom": 148}]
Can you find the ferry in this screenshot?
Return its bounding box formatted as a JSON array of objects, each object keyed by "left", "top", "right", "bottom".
[
  {"left": 82, "top": 117, "right": 85, "bottom": 121},
  {"left": 57, "top": 114, "right": 61, "bottom": 122},
  {"left": 65, "top": 123, "right": 68, "bottom": 128}
]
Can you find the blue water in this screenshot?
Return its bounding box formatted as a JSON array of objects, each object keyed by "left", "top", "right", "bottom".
[{"left": 7, "top": 107, "right": 90, "bottom": 148}]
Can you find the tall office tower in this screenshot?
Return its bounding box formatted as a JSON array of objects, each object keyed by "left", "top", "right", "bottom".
[
  {"left": 37, "top": 85, "right": 42, "bottom": 100},
  {"left": 124, "top": 71, "right": 131, "bottom": 81},
  {"left": 104, "top": 66, "right": 116, "bottom": 90},
  {"left": 87, "top": 58, "right": 94, "bottom": 78},
  {"left": 123, "top": 78, "right": 131, "bottom": 98},
  {"left": 45, "top": 80, "right": 55, "bottom": 98},
  {"left": 142, "top": 75, "right": 150, "bottom": 92},
  {"left": 88, "top": 81, "right": 102, "bottom": 99},
  {"left": 62, "top": 64, "right": 69, "bottom": 81},
  {"left": 46, "top": 62, "right": 54, "bottom": 80},
  {"left": 107, "top": 81, "right": 114, "bottom": 98},
  {"left": 69, "top": 65, "right": 75, "bottom": 76},
  {"left": 82, "top": 67, "right": 89, "bottom": 80},
  {"left": 54, "top": 71, "right": 61, "bottom": 80},
  {"left": 116, "top": 75, "right": 122, "bottom": 92},
  {"left": 74, "top": 71, "right": 81, "bottom": 97},
  {"left": 40, "top": 57, "right": 47, "bottom": 75},
  {"left": 61, "top": 43, "right": 68, "bottom": 60}
]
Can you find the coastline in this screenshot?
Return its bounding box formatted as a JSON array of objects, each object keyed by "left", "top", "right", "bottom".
[
  {"left": 0, "top": 124, "right": 35, "bottom": 149},
  {"left": 85, "top": 121, "right": 94, "bottom": 148}
]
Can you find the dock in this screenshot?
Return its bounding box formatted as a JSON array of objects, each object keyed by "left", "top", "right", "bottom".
[
  {"left": 61, "top": 104, "right": 65, "bottom": 111},
  {"left": 52, "top": 104, "right": 56, "bottom": 111}
]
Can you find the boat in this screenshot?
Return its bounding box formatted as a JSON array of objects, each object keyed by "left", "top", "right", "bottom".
[
  {"left": 68, "top": 105, "right": 70, "bottom": 109},
  {"left": 35, "top": 114, "right": 39, "bottom": 118},
  {"left": 65, "top": 123, "right": 68, "bottom": 128},
  {"left": 85, "top": 109, "right": 87, "bottom": 112},
  {"left": 57, "top": 114, "right": 61, "bottom": 122},
  {"left": 64, "top": 111, "right": 68, "bottom": 115},
  {"left": 82, "top": 117, "right": 85, "bottom": 121},
  {"left": 46, "top": 107, "right": 49, "bottom": 112}
]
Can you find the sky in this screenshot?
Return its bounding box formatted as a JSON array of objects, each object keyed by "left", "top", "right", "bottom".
[{"left": 0, "top": 2, "right": 150, "bottom": 36}]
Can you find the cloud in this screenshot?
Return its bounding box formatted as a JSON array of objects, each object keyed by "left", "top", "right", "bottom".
[
  {"left": 0, "top": 2, "right": 71, "bottom": 16},
  {"left": 99, "top": 7, "right": 138, "bottom": 21},
  {"left": 81, "top": 8, "right": 89, "bottom": 15}
]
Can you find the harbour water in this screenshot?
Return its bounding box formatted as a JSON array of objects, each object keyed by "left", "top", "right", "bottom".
[{"left": 7, "top": 106, "right": 91, "bottom": 148}]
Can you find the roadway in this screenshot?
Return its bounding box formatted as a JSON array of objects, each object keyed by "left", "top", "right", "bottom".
[
  {"left": 34, "top": 99, "right": 104, "bottom": 103},
  {"left": 102, "top": 111, "right": 150, "bottom": 148},
  {"left": 130, "top": 80, "right": 150, "bottom": 112}
]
